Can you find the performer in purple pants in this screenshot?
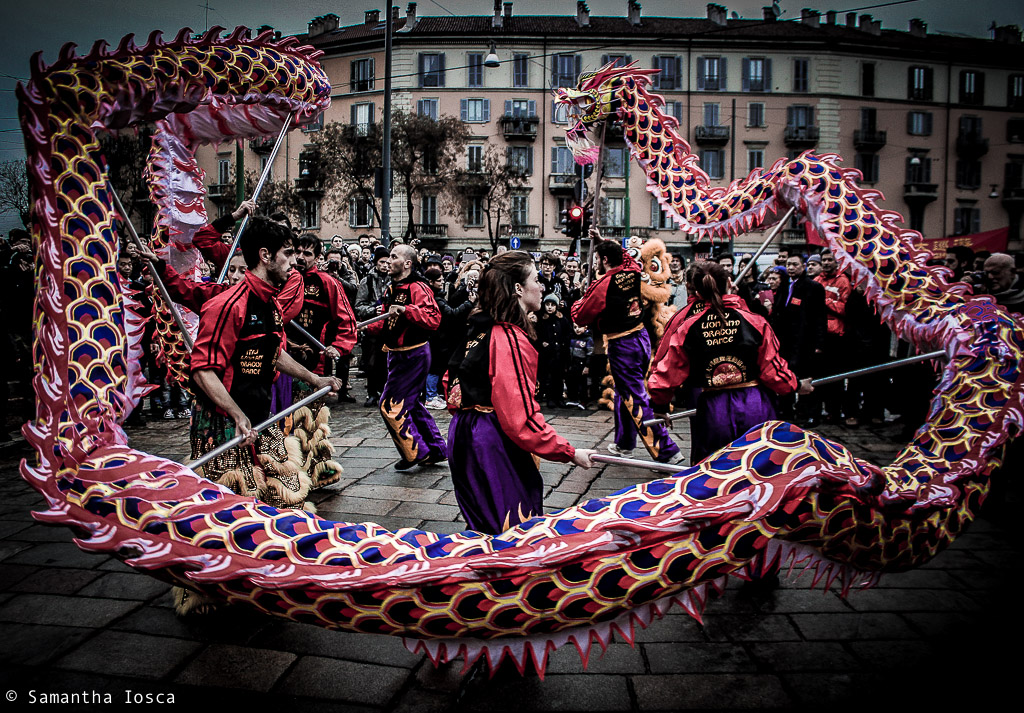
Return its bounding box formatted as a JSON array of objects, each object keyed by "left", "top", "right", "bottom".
[
  {"left": 447, "top": 252, "right": 595, "bottom": 534},
  {"left": 365, "top": 245, "right": 446, "bottom": 470},
  {"left": 572, "top": 236, "right": 681, "bottom": 463},
  {"left": 648, "top": 261, "right": 813, "bottom": 464}
]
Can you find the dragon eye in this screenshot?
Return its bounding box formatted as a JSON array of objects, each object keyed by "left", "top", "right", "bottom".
[
  {"left": 627, "top": 247, "right": 641, "bottom": 261},
  {"left": 649, "top": 257, "right": 663, "bottom": 273}
]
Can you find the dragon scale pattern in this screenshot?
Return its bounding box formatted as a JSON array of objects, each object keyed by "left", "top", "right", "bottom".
[{"left": 15, "top": 40, "right": 1024, "bottom": 675}]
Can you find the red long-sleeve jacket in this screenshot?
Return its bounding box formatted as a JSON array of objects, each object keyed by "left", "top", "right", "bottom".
[
  {"left": 570, "top": 252, "right": 644, "bottom": 338},
  {"left": 365, "top": 276, "right": 441, "bottom": 350},
  {"left": 648, "top": 295, "right": 798, "bottom": 409},
  {"left": 814, "top": 272, "right": 852, "bottom": 336},
  {"left": 292, "top": 267, "right": 357, "bottom": 373}
]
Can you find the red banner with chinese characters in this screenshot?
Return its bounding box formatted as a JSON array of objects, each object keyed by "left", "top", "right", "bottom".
[{"left": 921, "top": 227, "right": 1009, "bottom": 255}]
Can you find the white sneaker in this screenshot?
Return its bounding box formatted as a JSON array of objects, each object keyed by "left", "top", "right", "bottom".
[
  {"left": 660, "top": 452, "right": 685, "bottom": 466},
  {"left": 425, "top": 397, "right": 445, "bottom": 410},
  {"left": 607, "top": 443, "right": 634, "bottom": 457}
]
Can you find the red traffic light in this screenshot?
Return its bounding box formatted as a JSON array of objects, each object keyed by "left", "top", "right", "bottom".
[{"left": 568, "top": 205, "right": 584, "bottom": 221}]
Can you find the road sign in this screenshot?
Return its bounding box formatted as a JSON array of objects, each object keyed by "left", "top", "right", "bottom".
[{"left": 510, "top": 236, "right": 521, "bottom": 250}]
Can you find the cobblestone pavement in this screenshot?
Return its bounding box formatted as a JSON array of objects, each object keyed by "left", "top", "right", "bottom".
[{"left": 0, "top": 382, "right": 1019, "bottom": 711}]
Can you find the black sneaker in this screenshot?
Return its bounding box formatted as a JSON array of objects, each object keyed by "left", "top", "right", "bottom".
[
  {"left": 394, "top": 458, "right": 419, "bottom": 471},
  {"left": 422, "top": 451, "right": 448, "bottom": 466},
  {"left": 363, "top": 396, "right": 378, "bottom": 408}
]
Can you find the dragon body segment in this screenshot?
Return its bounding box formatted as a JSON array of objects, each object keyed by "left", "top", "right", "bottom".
[{"left": 15, "top": 39, "right": 1023, "bottom": 676}]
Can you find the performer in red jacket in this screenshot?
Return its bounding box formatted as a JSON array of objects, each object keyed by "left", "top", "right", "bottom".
[
  {"left": 365, "top": 244, "right": 446, "bottom": 470},
  {"left": 448, "top": 251, "right": 595, "bottom": 534},
  {"left": 648, "top": 261, "right": 812, "bottom": 463},
  {"left": 572, "top": 236, "right": 681, "bottom": 464}
]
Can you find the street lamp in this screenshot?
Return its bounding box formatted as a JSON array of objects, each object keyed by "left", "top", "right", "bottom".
[{"left": 484, "top": 42, "right": 500, "bottom": 68}]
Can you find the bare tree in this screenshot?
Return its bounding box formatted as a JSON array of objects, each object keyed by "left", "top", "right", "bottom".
[
  {"left": 307, "top": 121, "right": 382, "bottom": 228},
  {"left": 99, "top": 129, "right": 156, "bottom": 232},
  {"left": 444, "top": 146, "right": 529, "bottom": 253},
  {"left": 0, "top": 159, "right": 29, "bottom": 228}
]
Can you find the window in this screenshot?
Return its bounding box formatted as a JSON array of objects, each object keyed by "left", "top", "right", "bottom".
[
  {"left": 504, "top": 99, "right": 536, "bottom": 118},
  {"left": 742, "top": 58, "right": 771, "bottom": 93},
  {"left": 953, "top": 202, "right": 980, "bottom": 235},
  {"left": 417, "top": 98, "right": 438, "bottom": 120},
  {"left": 259, "top": 155, "right": 273, "bottom": 180},
  {"left": 906, "top": 154, "right": 933, "bottom": 184},
  {"left": 603, "top": 197, "right": 625, "bottom": 227},
  {"left": 908, "top": 111, "right": 933, "bottom": 136},
  {"left": 653, "top": 55, "right": 681, "bottom": 90},
  {"left": 467, "top": 145, "right": 484, "bottom": 173},
  {"left": 604, "top": 147, "right": 626, "bottom": 177},
  {"left": 601, "top": 54, "right": 632, "bottom": 68},
  {"left": 466, "top": 196, "right": 483, "bottom": 226},
  {"left": 351, "top": 102, "right": 374, "bottom": 137},
  {"left": 1008, "top": 118, "right": 1024, "bottom": 143},
  {"left": 217, "top": 156, "right": 230, "bottom": 185},
  {"left": 748, "top": 102, "right": 765, "bottom": 127},
  {"left": 302, "top": 111, "right": 323, "bottom": 133},
  {"left": 510, "top": 194, "right": 529, "bottom": 226},
  {"left": 855, "top": 153, "right": 880, "bottom": 183},
  {"left": 651, "top": 199, "right": 675, "bottom": 230},
  {"left": 1010, "top": 74, "right": 1024, "bottom": 108},
  {"left": 960, "top": 115, "right": 983, "bottom": 139},
  {"left": 422, "top": 147, "right": 438, "bottom": 176},
  {"left": 418, "top": 53, "right": 446, "bottom": 87},
  {"left": 793, "top": 58, "right": 809, "bottom": 93},
  {"left": 301, "top": 198, "right": 320, "bottom": 229},
  {"left": 862, "top": 62, "right": 875, "bottom": 97},
  {"left": 861, "top": 107, "right": 877, "bottom": 132},
  {"left": 959, "top": 70, "right": 984, "bottom": 105},
  {"left": 513, "top": 54, "right": 529, "bottom": 88},
  {"left": 421, "top": 195, "right": 437, "bottom": 226},
  {"left": 460, "top": 98, "right": 491, "bottom": 123},
  {"left": 700, "top": 149, "right": 724, "bottom": 179},
  {"left": 908, "top": 65, "right": 933, "bottom": 101},
  {"left": 955, "top": 160, "right": 982, "bottom": 189},
  {"left": 551, "top": 54, "right": 581, "bottom": 89},
  {"left": 507, "top": 146, "right": 533, "bottom": 175},
  {"left": 1007, "top": 159, "right": 1024, "bottom": 191},
  {"left": 551, "top": 146, "right": 575, "bottom": 175},
  {"left": 667, "top": 102, "right": 684, "bottom": 124},
  {"left": 551, "top": 101, "right": 571, "bottom": 124},
  {"left": 787, "top": 105, "right": 814, "bottom": 128},
  {"left": 467, "top": 53, "right": 483, "bottom": 88},
  {"left": 349, "top": 196, "right": 373, "bottom": 228},
  {"left": 703, "top": 103, "right": 720, "bottom": 126},
  {"left": 747, "top": 147, "right": 764, "bottom": 173},
  {"left": 351, "top": 58, "right": 374, "bottom": 92},
  {"left": 697, "top": 57, "right": 726, "bottom": 91}
]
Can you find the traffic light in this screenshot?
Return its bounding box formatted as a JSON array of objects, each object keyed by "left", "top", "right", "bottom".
[
  {"left": 561, "top": 203, "right": 584, "bottom": 240},
  {"left": 582, "top": 204, "right": 594, "bottom": 235}
]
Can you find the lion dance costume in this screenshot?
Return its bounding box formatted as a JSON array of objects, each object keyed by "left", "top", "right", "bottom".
[{"left": 14, "top": 32, "right": 1023, "bottom": 675}]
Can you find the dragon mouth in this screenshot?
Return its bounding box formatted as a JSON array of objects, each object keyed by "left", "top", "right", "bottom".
[
  {"left": 564, "top": 119, "right": 600, "bottom": 165},
  {"left": 169, "top": 95, "right": 326, "bottom": 145}
]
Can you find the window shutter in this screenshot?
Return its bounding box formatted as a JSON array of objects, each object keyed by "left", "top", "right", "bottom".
[
  {"left": 575, "top": 54, "right": 582, "bottom": 83},
  {"left": 907, "top": 66, "right": 914, "bottom": 97},
  {"left": 924, "top": 67, "right": 932, "bottom": 99},
  {"left": 697, "top": 57, "right": 705, "bottom": 90},
  {"left": 972, "top": 209, "right": 981, "bottom": 233},
  {"left": 651, "top": 197, "right": 659, "bottom": 228},
  {"left": 369, "top": 58, "right": 375, "bottom": 90},
  {"left": 808, "top": 106, "right": 815, "bottom": 124},
  {"left": 601, "top": 54, "right": 609, "bottom": 66},
  {"left": 438, "top": 53, "right": 446, "bottom": 87},
  {"left": 369, "top": 102, "right": 375, "bottom": 123},
  {"left": 351, "top": 60, "right": 358, "bottom": 91},
  {"left": 418, "top": 54, "right": 425, "bottom": 87},
  {"left": 551, "top": 57, "right": 558, "bottom": 88},
  {"left": 959, "top": 70, "right": 967, "bottom": 100},
  {"left": 976, "top": 72, "right": 985, "bottom": 103},
  {"left": 742, "top": 58, "right": 750, "bottom": 92},
  {"left": 527, "top": 148, "right": 534, "bottom": 175},
  {"left": 505, "top": 100, "right": 512, "bottom": 117},
  {"left": 417, "top": 99, "right": 424, "bottom": 116},
  {"left": 907, "top": 111, "right": 914, "bottom": 133},
  {"left": 764, "top": 59, "right": 772, "bottom": 92},
  {"left": 925, "top": 112, "right": 933, "bottom": 135},
  {"left": 351, "top": 104, "right": 358, "bottom": 125},
  {"left": 551, "top": 147, "right": 558, "bottom": 174},
  {"left": 674, "top": 57, "right": 682, "bottom": 88},
  {"left": 349, "top": 198, "right": 356, "bottom": 227},
  {"left": 483, "top": 99, "right": 490, "bottom": 122},
  {"left": 528, "top": 100, "right": 536, "bottom": 116},
  {"left": 460, "top": 99, "right": 468, "bottom": 122},
  {"left": 720, "top": 58, "right": 727, "bottom": 89},
  {"left": 625, "top": 55, "right": 633, "bottom": 64},
  {"left": 787, "top": 106, "right": 795, "bottom": 126}
]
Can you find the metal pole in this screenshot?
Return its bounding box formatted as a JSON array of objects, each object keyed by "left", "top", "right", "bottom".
[
  {"left": 591, "top": 454, "right": 687, "bottom": 475},
  {"left": 109, "top": 185, "right": 195, "bottom": 352},
  {"left": 188, "top": 385, "right": 331, "bottom": 471},
  {"left": 381, "top": 5, "right": 393, "bottom": 243},
  {"left": 586, "top": 120, "right": 608, "bottom": 282},
  {"left": 642, "top": 348, "right": 948, "bottom": 428},
  {"left": 356, "top": 312, "right": 391, "bottom": 331},
  {"left": 216, "top": 113, "right": 294, "bottom": 283},
  {"left": 287, "top": 320, "right": 327, "bottom": 352},
  {"left": 732, "top": 205, "right": 796, "bottom": 286}
]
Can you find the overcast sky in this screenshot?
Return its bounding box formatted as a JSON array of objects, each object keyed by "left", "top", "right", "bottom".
[{"left": 3, "top": 0, "right": 1023, "bottom": 231}]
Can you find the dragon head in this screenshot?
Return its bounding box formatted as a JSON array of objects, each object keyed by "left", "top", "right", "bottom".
[{"left": 554, "top": 61, "right": 658, "bottom": 164}]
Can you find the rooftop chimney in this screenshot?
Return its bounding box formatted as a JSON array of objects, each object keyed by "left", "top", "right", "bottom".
[
  {"left": 505, "top": 2, "right": 513, "bottom": 20},
  {"left": 859, "top": 15, "right": 881, "bottom": 36},
  {"left": 846, "top": 12, "right": 856, "bottom": 27},
  {"left": 392, "top": 6, "right": 399, "bottom": 22},
  {"left": 628, "top": 0, "right": 642, "bottom": 26},
  {"left": 763, "top": 6, "right": 777, "bottom": 22},
  {"left": 707, "top": 4, "right": 727, "bottom": 26},
  {"left": 825, "top": 10, "right": 835, "bottom": 25},
  {"left": 400, "top": 3, "right": 419, "bottom": 32},
  {"left": 576, "top": 1, "right": 590, "bottom": 27},
  {"left": 364, "top": 9, "right": 380, "bottom": 25},
  {"left": 908, "top": 18, "right": 926, "bottom": 38},
  {"left": 994, "top": 24, "right": 1022, "bottom": 44},
  {"left": 493, "top": 0, "right": 503, "bottom": 28},
  {"left": 801, "top": 9, "right": 820, "bottom": 28},
  {"left": 307, "top": 14, "right": 340, "bottom": 37}
]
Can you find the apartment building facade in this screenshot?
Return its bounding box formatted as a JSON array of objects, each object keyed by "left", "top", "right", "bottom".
[{"left": 198, "top": 2, "right": 1024, "bottom": 255}]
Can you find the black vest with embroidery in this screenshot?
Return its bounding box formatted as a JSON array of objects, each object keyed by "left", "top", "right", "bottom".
[
  {"left": 229, "top": 293, "right": 284, "bottom": 422},
  {"left": 448, "top": 313, "right": 495, "bottom": 410},
  {"left": 603, "top": 268, "right": 643, "bottom": 335},
  {"left": 382, "top": 278, "right": 432, "bottom": 349},
  {"left": 296, "top": 271, "right": 331, "bottom": 371},
  {"left": 683, "top": 307, "right": 763, "bottom": 390}
]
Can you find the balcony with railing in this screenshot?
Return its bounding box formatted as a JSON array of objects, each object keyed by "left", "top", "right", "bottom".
[
  {"left": 250, "top": 138, "right": 275, "bottom": 154},
  {"left": 853, "top": 129, "right": 887, "bottom": 151},
  {"left": 499, "top": 114, "right": 540, "bottom": 141},
  {"left": 548, "top": 174, "right": 579, "bottom": 194},
  {"left": 208, "top": 183, "right": 233, "bottom": 200},
  {"left": 413, "top": 224, "right": 448, "bottom": 238},
  {"left": 903, "top": 181, "right": 939, "bottom": 203},
  {"left": 499, "top": 224, "right": 539, "bottom": 239},
  {"left": 956, "top": 132, "right": 989, "bottom": 159},
  {"left": 783, "top": 125, "right": 820, "bottom": 149},
  {"left": 694, "top": 125, "right": 731, "bottom": 146}
]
